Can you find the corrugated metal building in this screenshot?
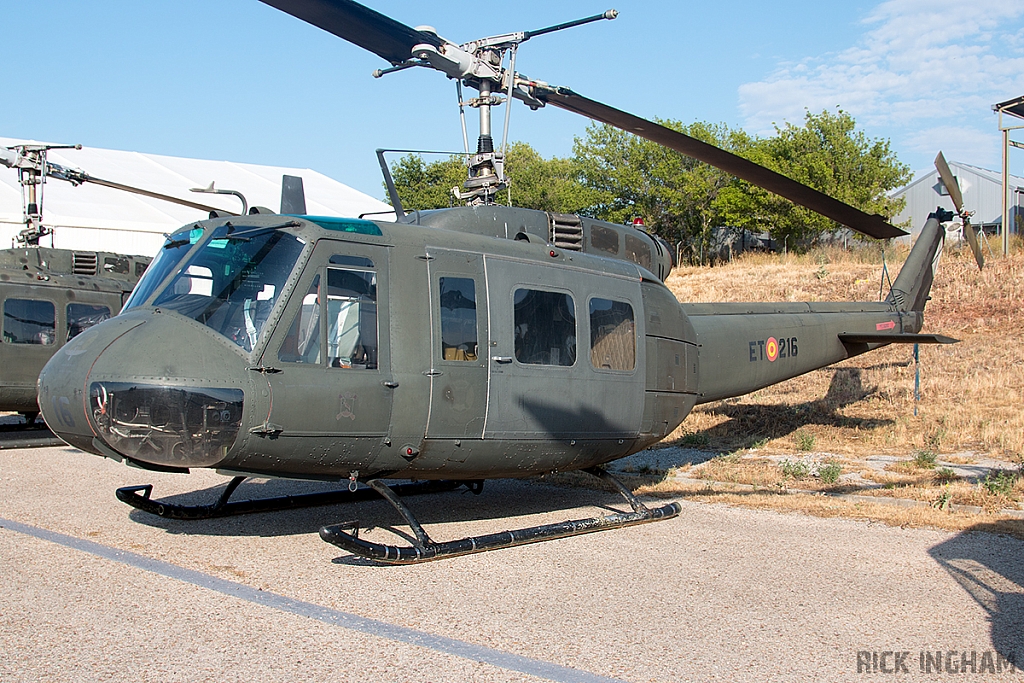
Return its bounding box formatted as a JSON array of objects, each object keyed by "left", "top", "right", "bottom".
[
  {"left": 1, "top": 137, "right": 394, "bottom": 257},
  {"left": 890, "top": 161, "right": 1023, "bottom": 241}
]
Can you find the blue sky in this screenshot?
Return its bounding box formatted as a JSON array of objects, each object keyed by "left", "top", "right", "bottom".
[{"left": 3, "top": 0, "right": 1023, "bottom": 201}]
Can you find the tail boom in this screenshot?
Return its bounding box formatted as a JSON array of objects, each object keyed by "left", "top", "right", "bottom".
[{"left": 682, "top": 212, "right": 952, "bottom": 404}]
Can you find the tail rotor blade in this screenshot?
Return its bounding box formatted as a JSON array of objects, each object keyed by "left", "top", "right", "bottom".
[
  {"left": 962, "top": 221, "right": 984, "bottom": 270},
  {"left": 934, "top": 151, "right": 982, "bottom": 269},
  {"left": 934, "top": 152, "right": 964, "bottom": 212}
]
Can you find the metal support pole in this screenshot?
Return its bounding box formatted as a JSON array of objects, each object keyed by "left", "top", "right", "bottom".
[
  {"left": 1003, "top": 115, "right": 1010, "bottom": 256},
  {"left": 913, "top": 343, "right": 920, "bottom": 418}
]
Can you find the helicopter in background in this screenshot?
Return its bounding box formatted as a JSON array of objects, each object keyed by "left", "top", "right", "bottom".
[
  {"left": 0, "top": 142, "right": 257, "bottom": 423},
  {"left": 38, "top": 0, "right": 962, "bottom": 564}
]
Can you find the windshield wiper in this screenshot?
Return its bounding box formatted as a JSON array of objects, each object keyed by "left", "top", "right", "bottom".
[{"left": 162, "top": 223, "right": 203, "bottom": 250}]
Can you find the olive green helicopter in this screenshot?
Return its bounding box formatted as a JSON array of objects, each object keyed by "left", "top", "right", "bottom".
[{"left": 39, "top": 0, "right": 970, "bottom": 564}]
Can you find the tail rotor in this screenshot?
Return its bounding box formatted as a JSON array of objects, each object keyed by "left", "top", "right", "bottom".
[{"left": 935, "top": 151, "right": 984, "bottom": 270}]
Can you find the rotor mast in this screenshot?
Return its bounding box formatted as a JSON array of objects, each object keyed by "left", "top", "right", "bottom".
[
  {"left": 0, "top": 143, "right": 81, "bottom": 246},
  {"left": 1, "top": 143, "right": 236, "bottom": 247},
  {"left": 400, "top": 11, "right": 618, "bottom": 205}
]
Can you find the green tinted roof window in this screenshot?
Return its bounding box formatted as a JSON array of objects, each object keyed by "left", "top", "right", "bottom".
[{"left": 298, "top": 216, "right": 383, "bottom": 236}]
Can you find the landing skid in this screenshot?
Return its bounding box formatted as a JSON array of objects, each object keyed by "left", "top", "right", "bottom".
[
  {"left": 319, "top": 467, "right": 682, "bottom": 564},
  {"left": 115, "top": 477, "right": 463, "bottom": 520}
]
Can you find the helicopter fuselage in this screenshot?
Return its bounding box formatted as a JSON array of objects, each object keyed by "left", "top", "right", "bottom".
[{"left": 37, "top": 210, "right": 699, "bottom": 480}]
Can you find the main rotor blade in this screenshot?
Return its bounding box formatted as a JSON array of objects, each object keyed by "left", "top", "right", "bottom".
[
  {"left": 259, "top": 0, "right": 440, "bottom": 66},
  {"left": 539, "top": 88, "right": 907, "bottom": 239},
  {"left": 74, "top": 173, "right": 233, "bottom": 215}
]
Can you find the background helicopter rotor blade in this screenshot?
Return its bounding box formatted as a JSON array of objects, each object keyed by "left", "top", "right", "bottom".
[
  {"left": 537, "top": 87, "right": 907, "bottom": 240},
  {"left": 934, "top": 151, "right": 983, "bottom": 269},
  {"left": 259, "top": 0, "right": 440, "bottom": 66}
]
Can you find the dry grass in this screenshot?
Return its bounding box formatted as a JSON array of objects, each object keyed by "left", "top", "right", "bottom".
[
  {"left": 635, "top": 239, "right": 1024, "bottom": 533},
  {"left": 632, "top": 477, "right": 1024, "bottom": 540},
  {"left": 663, "top": 241, "right": 1024, "bottom": 459}
]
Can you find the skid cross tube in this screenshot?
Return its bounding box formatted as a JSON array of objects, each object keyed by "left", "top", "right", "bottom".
[
  {"left": 115, "top": 478, "right": 462, "bottom": 520},
  {"left": 319, "top": 468, "right": 682, "bottom": 564}
]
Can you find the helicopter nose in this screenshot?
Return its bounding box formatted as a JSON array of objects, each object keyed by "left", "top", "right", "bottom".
[{"left": 38, "top": 310, "right": 249, "bottom": 469}]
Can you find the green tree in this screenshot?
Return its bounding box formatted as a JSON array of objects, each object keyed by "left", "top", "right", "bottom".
[
  {"left": 504, "top": 142, "right": 600, "bottom": 213},
  {"left": 572, "top": 120, "right": 754, "bottom": 262},
  {"left": 387, "top": 154, "right": 465, "bottom": 211},
  {"left": 731, "top": 109, "right": 912, "bottom": 247},
  {"left": 386, "top": 142, "right": 597, "bottom": 214}
]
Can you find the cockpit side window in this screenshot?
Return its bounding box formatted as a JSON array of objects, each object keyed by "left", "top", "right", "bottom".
[
  {"left": 278, "top": 275, "right": 321, "bottom": 364},
  {"left": 326, "top": 261, "right": 378, "bottom": 370},
  {"left": 67, "top": 303, "right": 112, "bottom": 342}
]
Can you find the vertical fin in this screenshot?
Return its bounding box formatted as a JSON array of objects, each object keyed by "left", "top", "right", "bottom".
[{"left": 886, "top": 211, "right": 947, "bottom": 312}]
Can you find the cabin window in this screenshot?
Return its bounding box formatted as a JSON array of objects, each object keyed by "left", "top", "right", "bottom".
[
  {"left": 624, "top": 234, "right": 652, "bottom": 270},
  {"left": 103, "top": 256, "right": 130, "bottom": 275},
  {"left": 439, "top": 277, "right": 477, "bottom": 361},
  {"left": 67, "top": 303, "right": 111, "bottom": 342},
  {"left": 3, "top": 298, "right": 56, "bottom": 345},
  {"left": 590, "top": 225, "right": 620, "bottom": 255},
  {"left": 589, "top": 298, "right": 635, "bottom": 371},
  {"left": 326, "top": 263, "right": 378, "bottom": 370},
  {"left": 278, "top": 275, "right": 321, "bottom": 364},
  {"left": 513, "top": 288, "right": 576, "bottom": 367}
]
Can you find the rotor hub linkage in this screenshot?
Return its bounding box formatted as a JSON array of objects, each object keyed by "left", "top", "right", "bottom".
[{"left": 319, "top": 468, "right": 681, "bottom": 564}]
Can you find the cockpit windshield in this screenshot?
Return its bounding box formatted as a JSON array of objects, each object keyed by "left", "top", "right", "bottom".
[{"left": 126, "top": 223, "right": 306, "bottom": 351}]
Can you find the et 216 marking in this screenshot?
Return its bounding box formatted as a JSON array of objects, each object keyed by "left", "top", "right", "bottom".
[{"left": 749, "top": 336, "right": 798, "bottom": 362}]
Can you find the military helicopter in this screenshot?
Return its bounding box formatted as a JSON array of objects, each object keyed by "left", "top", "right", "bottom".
[{"left": 39, "top": 0, "right": 960, "bottom": 564}]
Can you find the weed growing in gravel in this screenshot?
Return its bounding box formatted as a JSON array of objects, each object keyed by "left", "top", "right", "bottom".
[
  {"left": 982, "top": 470, "right": 1018, "bottom": 497},
  {"left": 680, "top": 432, "right": 710, "bottom": 448},
  {"left": 933, "top": 488, "right": 952, "bottom": 511},
  {"left": 818, "top": 461, "right": 843, "bottom": 485},
  {"left": 796, "top": 432, "right": 816, "bottom": 451},
  {"left": 781, "top": 459, "right": 811, "bottom": 479},
  {"left": 913, "top": 450, "right": 938, "bottom": 469},
  {"left": 934, "top": 468, "right": 958, "bottom": 483}
]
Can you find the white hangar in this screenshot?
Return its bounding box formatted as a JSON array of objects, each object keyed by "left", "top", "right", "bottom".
[
  {"left": 890, "top": 160, "right": 1023, "bottom": 241},
  {"left": 1, "top": 137, "right": 394, "bottom": 257}
]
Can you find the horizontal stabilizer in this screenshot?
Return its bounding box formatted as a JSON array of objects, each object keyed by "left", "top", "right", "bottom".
[{"left": 838, "top": 333, "right": 958, "bottom": 345}]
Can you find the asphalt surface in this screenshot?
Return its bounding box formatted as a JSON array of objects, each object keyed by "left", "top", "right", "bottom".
[{"left": 2, "top": 445, "right": 1024, "bottom": 682}]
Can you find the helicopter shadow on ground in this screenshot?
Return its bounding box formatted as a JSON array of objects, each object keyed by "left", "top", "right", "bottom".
[
  {"left": 928, "top": 522, "right": 1024, "bottom": 664},
  {"left": 125, "top": 476, "right": 631, "bottom": 541},
  {"left": 666, "top": 367, "right": 893, "bottom": 453}
]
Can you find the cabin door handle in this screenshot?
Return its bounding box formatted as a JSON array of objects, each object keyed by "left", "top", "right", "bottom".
[{"left": 491, "top": 356, "right": 513, "bottom": 364}]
